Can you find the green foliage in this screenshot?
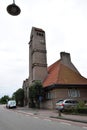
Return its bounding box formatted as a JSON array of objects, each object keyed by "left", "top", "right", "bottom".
[
  {"left": 76, "top": 101, "right": 85, "bottom": 108},
  {"left": 12, "top": 88, "right": 24, "bottom": 107},
  {"left": 75, "top": 101, "right": 87, "bottom": 114},
  {"left": 77, "top": 108, "right": 87, "bottom": 114},
  {"left": 29, "top": 81, "right": 43, "bottom": 108},
  {"left": 0, "top": 95, "right": 10, "bottom": 104},
  {"left": 63, "top": 101, "right": 87, "bottom": 114}
]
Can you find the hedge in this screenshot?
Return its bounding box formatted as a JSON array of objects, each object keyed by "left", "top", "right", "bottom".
[
  {"left": 63, "top": 107, "right": 87, "bottom": 114},
  {"left": 77, "top": 108, "right": 87, "bottom": 114}
]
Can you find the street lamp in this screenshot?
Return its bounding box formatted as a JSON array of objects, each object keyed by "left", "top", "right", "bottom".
[{"left": 7, "top": 0, "right": 21, "bottom": 16}]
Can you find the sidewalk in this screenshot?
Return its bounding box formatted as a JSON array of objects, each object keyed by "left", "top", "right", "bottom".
[{"left": 16, "top": 106, "right": 87, "bottom": 123}]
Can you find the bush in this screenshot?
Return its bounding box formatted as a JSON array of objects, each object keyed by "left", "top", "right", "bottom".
[
  {"left": 77, "top": 108, "right": 87, "bottom": 114},
  {"left": 77, "top": 101, "right": 85, "bottom": 108}
]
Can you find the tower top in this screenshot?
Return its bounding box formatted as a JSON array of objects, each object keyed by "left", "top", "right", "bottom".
[
  {"left": 31, "top": 27, "right": 45, "bottom": 33},
  {"left": 30, "top": 27, "right": 45, "bottom": 40}
]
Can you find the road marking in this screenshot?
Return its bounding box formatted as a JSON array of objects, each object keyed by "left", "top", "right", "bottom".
[
  {"left": 43, "top": 119, "right": 51, "bottom": 122},
  {"left": 60, "top": 122, "right": 71, "bottom": 126},
  {"left": 28, "top": 113, "right": 34, "bottom": 116},
  {"left": 34, "top": 117, "right": 39, "bottom": 119},
  {"left": 82, "top": 127, "right": 87, "bottom": 129},
  {"left": 25, "top": 115, "right": 29, "bottom": 116}
]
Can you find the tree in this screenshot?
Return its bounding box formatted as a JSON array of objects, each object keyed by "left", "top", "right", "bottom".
[
  {"left": 0, "top": 95, "right": 10, "bottom": 104},
  {"left": 29, "top": 81, "right": 44, "bottom": 108},
  {"left": 12, "top": 88, "right": 24, "bottom": 107}
]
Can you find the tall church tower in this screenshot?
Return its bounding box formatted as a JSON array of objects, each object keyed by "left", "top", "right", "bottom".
[{"left": 29, "top": 27, "right": 47, "bottom": 84}]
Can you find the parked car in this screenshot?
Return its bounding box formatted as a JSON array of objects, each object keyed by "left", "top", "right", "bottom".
[
  {"left": 56, "top": 99, "right": 78, "bottom": 111},
  {"left": 6, "top": 100, "right": 16, "bottom": 108}
]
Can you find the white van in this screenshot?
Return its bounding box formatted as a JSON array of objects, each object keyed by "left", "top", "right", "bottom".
[{"left": 6, "top": 100, "right": 16, "bottom": 108}]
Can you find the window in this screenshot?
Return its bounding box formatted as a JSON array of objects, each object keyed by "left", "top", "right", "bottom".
[
  {"left": 68, "top": 88, "right": 80, "bottom": 97},
  {"left": 37, "top": 32, "right": 44, "bottom": 37},
  {"left": 46, "top": 92, "right": 53, "bottom": 100},
  {"left": 65, "top": 100, "right": 72, "bottom": 103},
  {"left": 39, "top": 39, "right": 45, "bottom": 44}
]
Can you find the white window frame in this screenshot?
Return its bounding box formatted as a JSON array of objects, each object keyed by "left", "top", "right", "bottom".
[
  {"left": 68, "top": 88, "right": 80, "bottom": 97},
  {"left": 46, "top": 92, "right": 53, "bottom": 100}
]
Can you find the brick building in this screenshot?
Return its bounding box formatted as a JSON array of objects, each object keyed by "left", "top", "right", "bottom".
[{"left": 23, "top": 27, "right": 87, "bottom": 109}]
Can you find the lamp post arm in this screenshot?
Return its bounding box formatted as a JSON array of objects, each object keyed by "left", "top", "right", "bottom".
[{"left": 13, "top": 0, "right": 15, "bottom": 4}]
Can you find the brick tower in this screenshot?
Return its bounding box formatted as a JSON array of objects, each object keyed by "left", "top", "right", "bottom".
[{"left": 29, "top": 27, "right": 48, "bottom": 85}]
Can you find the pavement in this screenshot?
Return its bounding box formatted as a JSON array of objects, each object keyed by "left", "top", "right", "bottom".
[{"left": 15, "top": 106, "right": 87, "bottom": 123}]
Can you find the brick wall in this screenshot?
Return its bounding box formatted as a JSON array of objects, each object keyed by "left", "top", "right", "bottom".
[{"left": 43, "top": 88, "right": 87, "bottom": 109}]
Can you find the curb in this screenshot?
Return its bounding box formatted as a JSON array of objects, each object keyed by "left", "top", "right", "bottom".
[{"left": 50, "top": 116, "right": 87, "bottom": 124}]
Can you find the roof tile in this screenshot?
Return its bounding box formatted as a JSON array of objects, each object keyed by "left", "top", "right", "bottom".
[{"left": 43, "top": 60, "right": 87, "bottom": 87}]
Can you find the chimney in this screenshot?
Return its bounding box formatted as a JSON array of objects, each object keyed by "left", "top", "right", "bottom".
[
  {"left": 60, "top": 52, "right": 71, "bottom": 65},
  {"left": 60, "top": 51, "right": 80, "bottom": 74}
]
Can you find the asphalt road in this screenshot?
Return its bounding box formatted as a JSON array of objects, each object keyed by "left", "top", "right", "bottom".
[{"left": 0, "top": 105, "right": 86, "bottom": 130}]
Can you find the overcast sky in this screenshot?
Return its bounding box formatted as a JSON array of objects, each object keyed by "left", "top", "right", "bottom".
[{"left": 0, "top": 0, "right": 87, "bottom": 98}]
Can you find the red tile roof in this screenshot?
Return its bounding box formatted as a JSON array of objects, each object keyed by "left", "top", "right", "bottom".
[{"left": 43, "top": 60, "right": 87, "bottom": 87}]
